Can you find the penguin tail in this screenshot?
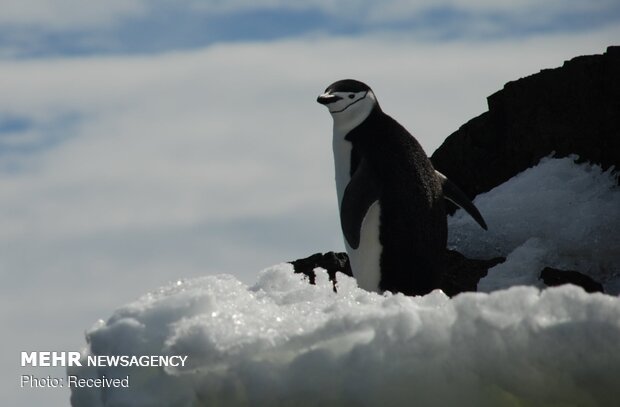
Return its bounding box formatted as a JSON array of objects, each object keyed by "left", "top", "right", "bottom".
[{"left": 435, "top": 170, "right": 488, "bottom": 230}]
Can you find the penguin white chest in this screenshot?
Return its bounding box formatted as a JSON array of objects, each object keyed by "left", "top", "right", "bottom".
[
  {"left": 332, "top": 127, "right": 382, "bottom": 293},
  {"left": 348, "top": 201, "right": 382, "bottom": 292}
]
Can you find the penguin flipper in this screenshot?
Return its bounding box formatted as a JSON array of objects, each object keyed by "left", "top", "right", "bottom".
[
  {"left": 435, "top": 170, "right": 488, "bottom": 230},
  {"left": 341, "top": 159, "right": 381, "bottom": 249}
]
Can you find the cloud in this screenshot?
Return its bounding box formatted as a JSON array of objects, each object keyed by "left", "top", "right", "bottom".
[
  {"left": 0, "top": 0, "right": 146, "bottom": 29},
  {"left": 7, "top": 0, "right": 611, "bottom": 28},
  {"left": 1, "top": 0, "right": 619, "bottom": 58},
  {"left": 1, "top": 27, "right": 618, "bottom": 243}
]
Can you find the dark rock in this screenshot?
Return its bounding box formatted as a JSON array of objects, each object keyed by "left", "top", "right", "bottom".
[
  {"left": 441, "top": 250, "right": 505, "bottom": 297},
  {"left": 289, "top": 251, "right": 352, "bottom": 292},
  {"left": 432, "top": 45, "right": 620, "bottom": 211},
  {"left": 290, "top": 254, "right": 606, "bottom": 296},
  {"left": 289, "top": 251, "right": 505, "bottom": 296},
  {"left": 540, "top": 267, "right": 605, "bottom": 293}
]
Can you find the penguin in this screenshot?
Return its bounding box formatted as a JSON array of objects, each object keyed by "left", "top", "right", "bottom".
[{"left": 317, "top": 79, "right": 487, "bottom": 296}]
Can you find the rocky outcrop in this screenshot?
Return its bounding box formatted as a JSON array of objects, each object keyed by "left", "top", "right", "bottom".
[
  {"left": 441, "top": 250, "right": 505, "bottom": 297},
  {"left": 539, "top": 267, "right": 605, "bottom": 293},
  {"left": 432, "top": 46, "right": 620, "bottom": 202},
  {"left": 290, "top": 251, "right": 505, "bottom": 297},
  {"left": 290, "top": 251, "right": 352, "bottom": 292},
  {"left": 289, "top": 253, "right": 605, "bottom": 296}
]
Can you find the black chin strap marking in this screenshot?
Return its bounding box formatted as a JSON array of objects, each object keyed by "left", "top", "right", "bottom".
[{"left": 331, "top": 91, "right": 369, "bottom": 114}]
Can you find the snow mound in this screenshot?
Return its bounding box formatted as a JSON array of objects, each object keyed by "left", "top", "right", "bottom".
[
  {"left": 448, "top": 156, "right": 620, "bottom": 293},
  {"left": 71, "top": 267, "right": 620, "bottom": 406},
  {"left": 71, "top": 157, "right": 620, "bottom": 406}
]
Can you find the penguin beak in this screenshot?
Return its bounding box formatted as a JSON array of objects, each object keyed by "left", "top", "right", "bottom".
[{"left": 317, "top": 93, "right": 342, "bottom": 105}]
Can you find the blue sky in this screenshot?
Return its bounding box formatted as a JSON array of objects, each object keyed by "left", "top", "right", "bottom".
[
  {"left": 2, "top": 1, "right": 619, "bottom": 406},
  {"left": 2, "top": 0, "right": 619, "bottom": 58}
]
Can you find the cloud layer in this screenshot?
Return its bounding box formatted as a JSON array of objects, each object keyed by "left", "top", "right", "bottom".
[
  {"left": 2, "top": 0, "right": 619, "bottom": 57},
  {"left": 3, "top": 0, "right": 618, "bottom": 28}
]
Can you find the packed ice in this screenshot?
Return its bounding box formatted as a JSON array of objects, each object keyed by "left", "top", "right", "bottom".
[{"left": 448, "top": 156, "right": 620, "bottom": 293}]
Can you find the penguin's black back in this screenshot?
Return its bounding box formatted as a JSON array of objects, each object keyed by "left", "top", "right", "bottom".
[{"left": 346, "top": 107, "right": 447, "bottom": 296}]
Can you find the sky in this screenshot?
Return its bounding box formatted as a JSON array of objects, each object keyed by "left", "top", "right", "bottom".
[{"left": 2, "top": 1, "right": 619, "bottom": 406}]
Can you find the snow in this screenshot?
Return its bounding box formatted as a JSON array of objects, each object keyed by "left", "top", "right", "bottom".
[
  {"left": 448, "top": 156, "right": 620, "bottom": 293},
  {"left": 70, "top": 157, "right": 620, "bottom": 406}
]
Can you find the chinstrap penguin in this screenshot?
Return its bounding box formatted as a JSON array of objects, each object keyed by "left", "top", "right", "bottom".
[{"left": 317, "top": 79, "right": 487, "bottom": 296}]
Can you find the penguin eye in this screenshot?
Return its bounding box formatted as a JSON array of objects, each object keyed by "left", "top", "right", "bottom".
[{"left": 348, "top": 94, "right": 355, "bottom": 99}]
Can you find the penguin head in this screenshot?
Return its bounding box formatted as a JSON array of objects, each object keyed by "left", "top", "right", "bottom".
[{"left": 317, "top": 79, "right": 379, "bottom": 124}]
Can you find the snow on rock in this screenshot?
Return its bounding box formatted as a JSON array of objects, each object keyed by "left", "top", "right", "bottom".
[
  {"left": 70, "top": 157, "right": 620, "bottom": 406},
  {"left": 70, "top": 266, "right": 620, "bottom": 406},
  {"left": 448, "top": 156, "right": 620, "bottom": 293}
]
